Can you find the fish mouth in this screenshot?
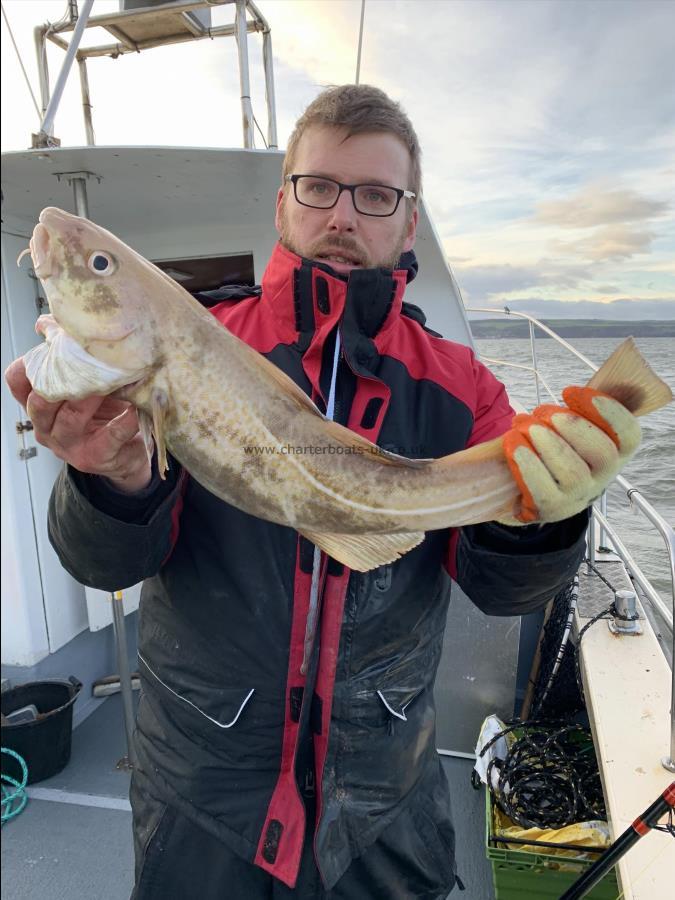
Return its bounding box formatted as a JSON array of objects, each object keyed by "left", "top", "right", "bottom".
[
  {"left": 35, "top": 312, "right": 138, "bottom": 348},
  {"left": 39, "top": 206, "right": 79, "bottom": 228},
  {"left": 30, "top": 222, "right": 53, "bottom": 279},
  {"left": 30, "top": 207, "right": 83, "bottom": 278}
]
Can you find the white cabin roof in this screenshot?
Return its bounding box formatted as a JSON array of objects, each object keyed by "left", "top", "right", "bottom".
[{"left": 1, "top": 144, "right": 474, "bottom": 345}]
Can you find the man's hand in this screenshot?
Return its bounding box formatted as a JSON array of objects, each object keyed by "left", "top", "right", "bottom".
[
  {"left": 500, "top": 386, "right": 641, "bottom": 525},
  {"left": 4, "top": 357, "right": 152, "bottom": 494}
]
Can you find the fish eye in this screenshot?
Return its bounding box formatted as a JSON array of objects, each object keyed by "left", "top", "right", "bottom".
[{"left": 87, "top": 251, "right": 116, "bottom": 276}]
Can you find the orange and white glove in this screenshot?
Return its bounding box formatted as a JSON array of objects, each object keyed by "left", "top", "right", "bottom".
[{"left": 499, "top": 387, "right": 642, "bottom": 525}]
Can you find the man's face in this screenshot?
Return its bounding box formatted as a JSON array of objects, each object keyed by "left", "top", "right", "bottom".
[{"left": 275, "top": 125, "right": 418, "bottom": 276}]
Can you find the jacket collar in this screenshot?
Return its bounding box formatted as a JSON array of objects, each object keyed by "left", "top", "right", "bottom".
[{"left": 260, "top": 241, "right": 414, "bottom": 343}]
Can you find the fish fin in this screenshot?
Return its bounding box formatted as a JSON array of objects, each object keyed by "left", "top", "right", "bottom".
[
  {"left": 299, "top": 528, "right": 426, "bottom": 572},
  {"left": 252, "top": 349, "right": 433, "bottom": 467},
  {"left": 586, "top": 337, "right": 672, "bottom": 416},
  {"left": 151, "top": 388, "right": 170, "bottom": 479},
  {"left": 137, "top": 409, "right": 155, "bottom": 465}
]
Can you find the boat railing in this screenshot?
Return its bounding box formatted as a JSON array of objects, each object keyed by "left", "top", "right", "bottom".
[
  {"left": 465, "top": 305, "right": 675, "bottom": 772},
  {"left": 31, "top": 0, "right": 277, "bottom": 152}
]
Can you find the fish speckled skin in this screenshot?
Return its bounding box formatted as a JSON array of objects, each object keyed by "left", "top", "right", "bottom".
[
  {"left": 122, "top": 297, "right": 516, "bottom": 533},
  {"left": 21, "top": 207, "right": 673, "bottom": 571}
]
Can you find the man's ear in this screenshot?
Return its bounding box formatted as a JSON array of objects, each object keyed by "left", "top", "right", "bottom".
[
  {"left": 274, "top": 187, "right": 285, "bottom": 234},
  {"left": 402, "top": 207, "right": 419, "bottom": 253}
]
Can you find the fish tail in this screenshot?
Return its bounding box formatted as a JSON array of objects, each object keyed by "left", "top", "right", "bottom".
[{"left": 585, "top": 336, "right": 673, "bottom": 416}]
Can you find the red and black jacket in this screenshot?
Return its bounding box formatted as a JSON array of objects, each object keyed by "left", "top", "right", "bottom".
[{"left": 48, "top": 242, "right": 588, "bottom": 890}]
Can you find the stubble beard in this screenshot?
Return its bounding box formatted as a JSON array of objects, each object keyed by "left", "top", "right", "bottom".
[{"left": 277, "top": 202, "right": 411, "bottom": 271}]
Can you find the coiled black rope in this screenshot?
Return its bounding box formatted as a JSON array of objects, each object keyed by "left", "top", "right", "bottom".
[
  {"left": 482, "top": 721, "right": 607, "bottom": 829},
  {"left": 477, "top": 563, "right": 630, "bottom": 830}
]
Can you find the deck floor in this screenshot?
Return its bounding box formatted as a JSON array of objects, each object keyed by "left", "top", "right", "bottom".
[{"left": 1, "top": 694, "right": 495, "bottom": 900}]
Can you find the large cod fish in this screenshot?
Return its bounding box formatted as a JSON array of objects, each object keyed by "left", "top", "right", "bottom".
[{"left": 19, "top": 207, "right": 672, "bottom": 571}]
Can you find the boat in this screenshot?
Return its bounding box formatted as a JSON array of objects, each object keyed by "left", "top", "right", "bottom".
[{"left": 1, "top": 3, "right": 673, "bottom": 898}]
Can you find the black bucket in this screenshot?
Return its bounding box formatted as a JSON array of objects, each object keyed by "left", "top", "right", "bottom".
[{"left": 1, "top": 676, "right": 82, "bottom": 785}]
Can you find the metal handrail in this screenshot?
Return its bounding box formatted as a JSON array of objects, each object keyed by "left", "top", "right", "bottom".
[
  {"left": 479, "top": 355, "right": 558, "bottom": 405},
  {"left": 466, "top": 304, "right": 675, "bottom": 771},
  {"left": 467, "top": 307, "right": 598, "bottom": 368},
  {"left": 592, "top": 507, "right": 675, "bottom": 773},
  {"left": 466, "top": 305, "right": 675, "bottom": 609},
  {"left": 592, "top": 508, "right": 672, "bottom": 631}
]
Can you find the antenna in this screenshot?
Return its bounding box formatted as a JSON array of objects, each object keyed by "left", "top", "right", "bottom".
[{"left": 355, "top": 0, "right": 366, "bottom": 85}]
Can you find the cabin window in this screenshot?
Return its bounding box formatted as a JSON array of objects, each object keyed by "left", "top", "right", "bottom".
[{"left": 154, "top": 253, "right": 255, "bottom": 297}]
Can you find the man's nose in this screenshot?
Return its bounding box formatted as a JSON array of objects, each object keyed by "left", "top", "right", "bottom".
[{"left": 326, "top": 188, "right": 358, "bottom": 231}]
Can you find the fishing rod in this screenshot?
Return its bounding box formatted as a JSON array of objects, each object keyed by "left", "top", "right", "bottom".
[{"left": 558, "top": 782, "right": 675, "bottom": 900}]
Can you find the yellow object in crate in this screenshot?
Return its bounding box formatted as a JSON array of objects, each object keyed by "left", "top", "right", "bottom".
[{"left": 492, "top": 804, "right": 610, "bottom": 863}]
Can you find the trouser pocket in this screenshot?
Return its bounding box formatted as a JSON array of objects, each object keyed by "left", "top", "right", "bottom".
[
  {"left": 129, "top": 771, "right": 176, "bottom": 899},
  {"left": 129, "top": 771, "right": 272, "bottom": 899}
]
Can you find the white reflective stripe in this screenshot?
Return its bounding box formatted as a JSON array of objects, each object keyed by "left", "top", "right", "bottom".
[
  {"left": 138, "top": 653, "right": 254, "bottom": 729},
  {"left": 325, "top": 330, "right": 341, "bottom": 420},
  {"left": 26, "top": 787, "right": 131, "bottom": 811},
  {"left": 377, "top": 689, "right": 408, "bottom": 721}
]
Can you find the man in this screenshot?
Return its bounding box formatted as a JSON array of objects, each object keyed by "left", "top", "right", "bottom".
[{"left": 6, "top": 85, "right": 639, "bottom": 899}]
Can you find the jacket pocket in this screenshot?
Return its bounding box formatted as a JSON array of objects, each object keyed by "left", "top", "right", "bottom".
[
  {"left": 376, "top": 684, "right": 425, "bottom": 722},
  {"left": 138, "top": 652, "right": 254, "bottom": 731}
]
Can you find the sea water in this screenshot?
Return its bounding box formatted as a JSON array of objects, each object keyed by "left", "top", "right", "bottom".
[{"left": 475, "top": 337, "right": 675, "bottom": 609}]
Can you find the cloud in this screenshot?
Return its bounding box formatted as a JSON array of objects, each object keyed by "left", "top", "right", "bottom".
[
  {"left": 595, "top": 285, "right": 620, "bottom": 294},
  {"left": 3, "top": 0, "right": 674, "bottom": 320},
  {"left": 453, "top": 260, "right": 593, "bottom": 301},
  {"left": 535, "top": 185, "right": 669, "bottom": 228},
  {"left": 551, "top": 225, "right": 654, "bottom": 261},
  {"left": 446, "top": 255, "right": 472, "bottom": 265},
  {"left": 453, "top": 264, "right": 545, "bottom": 297}
]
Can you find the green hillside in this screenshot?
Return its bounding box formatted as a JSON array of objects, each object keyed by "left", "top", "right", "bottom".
[{"left": 468, "top": 319, "right": 675, "bottom": 339}]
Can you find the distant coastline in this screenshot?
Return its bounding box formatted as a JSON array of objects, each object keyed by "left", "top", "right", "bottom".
[{"left": 468, "top": 319, "right": 675, "bottom": 339}]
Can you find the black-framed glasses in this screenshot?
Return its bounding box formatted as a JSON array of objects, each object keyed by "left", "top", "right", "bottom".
[{"left": 285, "top": 174, "right": 416, "bottom": 217}]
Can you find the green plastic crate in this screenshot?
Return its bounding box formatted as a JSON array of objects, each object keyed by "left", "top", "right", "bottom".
[{"left": 485, "top": 789, "right": 619, "bottom": 899}]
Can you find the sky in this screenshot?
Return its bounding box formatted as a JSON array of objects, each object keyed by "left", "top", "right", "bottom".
[{"left": 2, "top": 0, "right": 674, "bottom": 320}]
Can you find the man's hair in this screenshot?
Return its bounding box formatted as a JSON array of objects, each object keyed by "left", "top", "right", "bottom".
[{"left": 283, "top": 84, "right": 422, "bottom": 200}]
